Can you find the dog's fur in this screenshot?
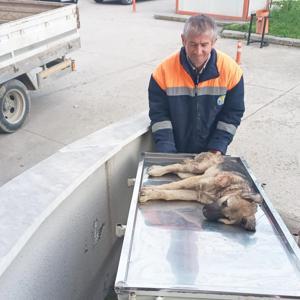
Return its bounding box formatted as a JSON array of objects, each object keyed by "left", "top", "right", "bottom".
[{"left": 139, "top": 152, "right": 262, "bottom": 231}]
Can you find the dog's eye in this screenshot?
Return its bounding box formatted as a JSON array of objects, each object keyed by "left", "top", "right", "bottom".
[{"left": 221, "top": 200, "right": 228, "bottom": 207}]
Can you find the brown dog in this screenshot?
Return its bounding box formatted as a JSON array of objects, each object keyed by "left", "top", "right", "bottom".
[{"left": 139, "top": 152, "right": 262, "bottom": 231}]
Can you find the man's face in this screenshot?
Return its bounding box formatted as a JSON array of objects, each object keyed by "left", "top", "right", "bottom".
[{"left": 181, "top": 30, "right": 215, "bottom": 69}]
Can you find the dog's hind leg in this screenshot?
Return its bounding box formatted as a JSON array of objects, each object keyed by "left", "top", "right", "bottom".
[
  {"left": 144, "top": 175, "right": 212, "bottom": 190},
  {"left": 139, "top": 189, "right": 198, "bottom": 203}
]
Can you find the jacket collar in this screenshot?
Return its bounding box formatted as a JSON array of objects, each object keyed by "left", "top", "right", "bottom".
[{"left": 179, "top": 47, "right": 220, "bottom": 83}]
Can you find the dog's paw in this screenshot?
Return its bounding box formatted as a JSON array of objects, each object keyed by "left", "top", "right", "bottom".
[
  {"left": 147, "top": 165, "right": 166, "bottom": 177},
  {"left": 139, "top": 188, "right": 152, "bottom": 203}
]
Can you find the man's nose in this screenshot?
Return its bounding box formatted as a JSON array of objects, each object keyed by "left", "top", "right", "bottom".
[{"left": 194, "top": 45, "right": 203, "bottom": 55}]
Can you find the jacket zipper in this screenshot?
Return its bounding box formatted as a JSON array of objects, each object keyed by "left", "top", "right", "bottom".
[
  {"left": 195, "top": 73, "right": 200, "bottom": 96},
  {"left": 195, "top": 73, "right": 201, "bottom": 131}
]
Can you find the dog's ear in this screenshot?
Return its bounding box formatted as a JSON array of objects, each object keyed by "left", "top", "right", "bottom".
[
  {"left": 241, "top": 192, "right": 263, "bottom": 204},
  {"left": 240, "top": 216, "right": 256, "bottom": 231}
]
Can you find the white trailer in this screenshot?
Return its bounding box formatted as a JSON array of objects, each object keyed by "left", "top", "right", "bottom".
[
  {"left": 0, "top": 112, "right": 299, "bottom": 299},
  {"left": 0, "top": 0, "right": 80, "bottom": 132}
]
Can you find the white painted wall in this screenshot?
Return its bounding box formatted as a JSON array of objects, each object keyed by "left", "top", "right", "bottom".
[
  {"left": 178, "top": 0, "right": 268, "bottom": 18},
  {"left": 248, "top": 0, "right": 268, "bottom": 16},
  {"left": 179, "top": 0, "right": 244, "bottom": 17}
]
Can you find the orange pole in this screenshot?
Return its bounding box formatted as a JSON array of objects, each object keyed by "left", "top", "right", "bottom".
[
  {"left": 132, "top": 0, "right": 136, "bottom": 12},
  {"left": 176, "top": 0, "right": 179, "bottom": 14},
  {"left": 235, "top": 40, "right": 242, "bottom": 65}
]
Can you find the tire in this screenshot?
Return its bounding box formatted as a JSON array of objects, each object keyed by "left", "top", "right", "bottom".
[
  {"left": 0, "top": 79, "right": 30, "bottom": 133},
  {"left": 94, "top": 0, "right": 103, "bottom": 3},
  {"left": 120, "top": 0, "right": 132, "bottom": 4}
]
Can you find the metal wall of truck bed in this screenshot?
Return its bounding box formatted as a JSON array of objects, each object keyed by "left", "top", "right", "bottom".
[
  {"left": 0, "top": 1, "right": 80, "bottom": 84},
  {"left": 0, "top": 113, "right": 152, "bottom": 299}
]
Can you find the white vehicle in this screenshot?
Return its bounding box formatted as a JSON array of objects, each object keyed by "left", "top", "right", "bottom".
[
  {"left": 95, "top": 0, "right": 133, "bottom": 5},
  {"left": 0, "top": 0, "right": 80, "bottom": 133}
]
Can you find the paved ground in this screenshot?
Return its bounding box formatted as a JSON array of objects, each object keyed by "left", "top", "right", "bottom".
[{"left": 0, "top": 0, "right": 299, "bottom": 234}]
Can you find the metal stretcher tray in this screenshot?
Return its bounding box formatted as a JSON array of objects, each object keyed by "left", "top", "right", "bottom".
[{"left": 115, "top": 152, "right": 300, "bottom": 300}]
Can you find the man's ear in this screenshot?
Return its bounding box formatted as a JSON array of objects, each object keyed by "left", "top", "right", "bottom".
[
  {"left": 181, "top": 34, "right": 185, "bottom": 47},
  {"left": 212, "top": 38, "right": 217, "bottom": 48}
]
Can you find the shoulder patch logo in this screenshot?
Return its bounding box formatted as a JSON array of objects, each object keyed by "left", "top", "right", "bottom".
[{"left": 217, "top": 95, "right": 225, "bottom": 105}]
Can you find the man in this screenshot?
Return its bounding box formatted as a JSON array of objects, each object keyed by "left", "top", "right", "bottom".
[{"left": 148, "top": 14, "right": 244, "bottom": 155}]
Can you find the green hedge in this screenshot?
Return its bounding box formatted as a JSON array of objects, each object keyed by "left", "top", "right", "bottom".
[{"left": 223, "top": 0, "right": 300, "bottom": 39}]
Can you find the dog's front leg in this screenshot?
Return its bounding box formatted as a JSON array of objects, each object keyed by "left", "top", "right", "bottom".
[
  {"left": 148, "top": 162, "right": 207, "bottom": 177},
  {"left": 139, "top": 188, "right": 198, "bottom": 203},
  {"left": 147, "top": 163, "right": 185, "bottom": 177},
  {"left": 145, "top": 175, "right": 210, "bottom": 190}
]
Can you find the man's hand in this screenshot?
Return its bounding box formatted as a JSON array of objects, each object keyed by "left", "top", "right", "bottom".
[{"left": 209, "top": 150, "right": 222, "bottom": 155}]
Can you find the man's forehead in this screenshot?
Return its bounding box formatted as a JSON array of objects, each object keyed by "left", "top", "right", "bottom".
[{"left": 185, "top": 30, "right": 214, "bottom": 42}]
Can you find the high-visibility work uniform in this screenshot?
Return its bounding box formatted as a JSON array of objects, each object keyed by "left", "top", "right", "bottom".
[{"left": 148, "top": 48, "right": 245, "bottom": 154}]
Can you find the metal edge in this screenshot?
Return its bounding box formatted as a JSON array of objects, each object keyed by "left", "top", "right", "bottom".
[
  {"left": 115, "top": 285, "right": 297, "bottom": 299},
  {"left": 239, "top": 157, "right": 300, "bottom": 267},
  {"left": 114, "top": 156, "right": 146, "bottom": 292}
]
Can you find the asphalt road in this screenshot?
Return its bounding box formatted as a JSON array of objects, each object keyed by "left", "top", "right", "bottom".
[{"left": 0, "top": 0, "right": 299, "bottom": 234}]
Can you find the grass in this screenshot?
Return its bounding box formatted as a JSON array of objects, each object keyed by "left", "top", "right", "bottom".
[{"left": 223, "top": 0, "right": 300, "bottom": 39}]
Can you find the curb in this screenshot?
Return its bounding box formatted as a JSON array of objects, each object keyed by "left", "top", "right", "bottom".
[
  {"left": 221, "top": 30, "right": 300, "bottom": 48},
  {"left": 154, "top": 13, "right": 240, "bottom": 26},
  {"left": 154, "top": 14, "right": 300, "bottom": 48}
]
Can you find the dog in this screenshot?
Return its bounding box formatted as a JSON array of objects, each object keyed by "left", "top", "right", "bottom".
[{"left": 139, "top": 152, "right": 262, "bottom": 231}]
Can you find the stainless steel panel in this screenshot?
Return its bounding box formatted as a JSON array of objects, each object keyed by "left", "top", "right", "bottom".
[{"left": 115, "top": 153, "right": 300, "bottom": 299}]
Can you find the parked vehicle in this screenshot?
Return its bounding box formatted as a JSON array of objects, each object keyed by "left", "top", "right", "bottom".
[
  {"left": 95, "top": 0, "right": 133, "bottom": 5},
  {"left": 0, "top": 0, "right": 80, "bottom": 133},
  {"left": 39, "top": 0, "right": 79, "bottom": 3}
]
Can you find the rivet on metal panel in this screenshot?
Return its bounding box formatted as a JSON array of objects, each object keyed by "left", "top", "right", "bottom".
[
  {"left": 129, "top": 292, "right": 136, "bottom": 300},
  {"left": 127, "top": 178, "right": 136, "bottom": 187},
  {"left": 115, "top": 224, "right": 127, "bottom": 237}
]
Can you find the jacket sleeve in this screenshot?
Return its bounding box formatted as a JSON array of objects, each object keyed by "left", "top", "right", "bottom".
[
  {"left": 207, "top": 76, "right": 245, "bottom": 154},
  {"left": 148, "top": 75, "right": 177, "bottom": 153}
]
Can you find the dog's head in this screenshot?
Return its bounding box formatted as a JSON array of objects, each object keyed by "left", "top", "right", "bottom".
[{"left": 202, "top": 192, "right": 262, "bottom": 231}]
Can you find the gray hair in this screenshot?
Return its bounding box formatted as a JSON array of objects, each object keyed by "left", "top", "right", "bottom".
[{"left": 183, "top": 15, "right": 218, "bottom": 41}]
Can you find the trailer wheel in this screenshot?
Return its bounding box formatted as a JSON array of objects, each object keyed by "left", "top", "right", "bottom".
[
  {"left": 0, "top": 80, "right": 30, "bottom": 133},
  {"left": 120, "top": 0, "right": 132, "bottom": 4}
]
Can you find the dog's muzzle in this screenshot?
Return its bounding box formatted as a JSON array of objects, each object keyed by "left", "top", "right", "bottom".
[{"left": 202, "top": 203, "right": 223, "bottom": 221}]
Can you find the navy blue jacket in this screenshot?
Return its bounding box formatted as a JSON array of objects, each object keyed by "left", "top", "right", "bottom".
[{"left": 148, "top": 47, "right": 245, "bottom": 154}]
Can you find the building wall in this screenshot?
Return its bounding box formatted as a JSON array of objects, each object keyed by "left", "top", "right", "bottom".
[{"left": 177, "top": 0, "right": 268, "bottom": 20}]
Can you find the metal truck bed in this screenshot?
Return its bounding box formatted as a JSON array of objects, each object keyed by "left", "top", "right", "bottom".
[
  {"left": 115, "top": 152, "right": 300, "bottom": 300},
  {"left": 0, "top": 0, "right": 80, "bottom": 84}
]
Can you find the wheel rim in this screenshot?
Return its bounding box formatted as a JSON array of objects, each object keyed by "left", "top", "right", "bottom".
[{"left": 2, "top": 89, "right": 26, "bottom": 124}]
